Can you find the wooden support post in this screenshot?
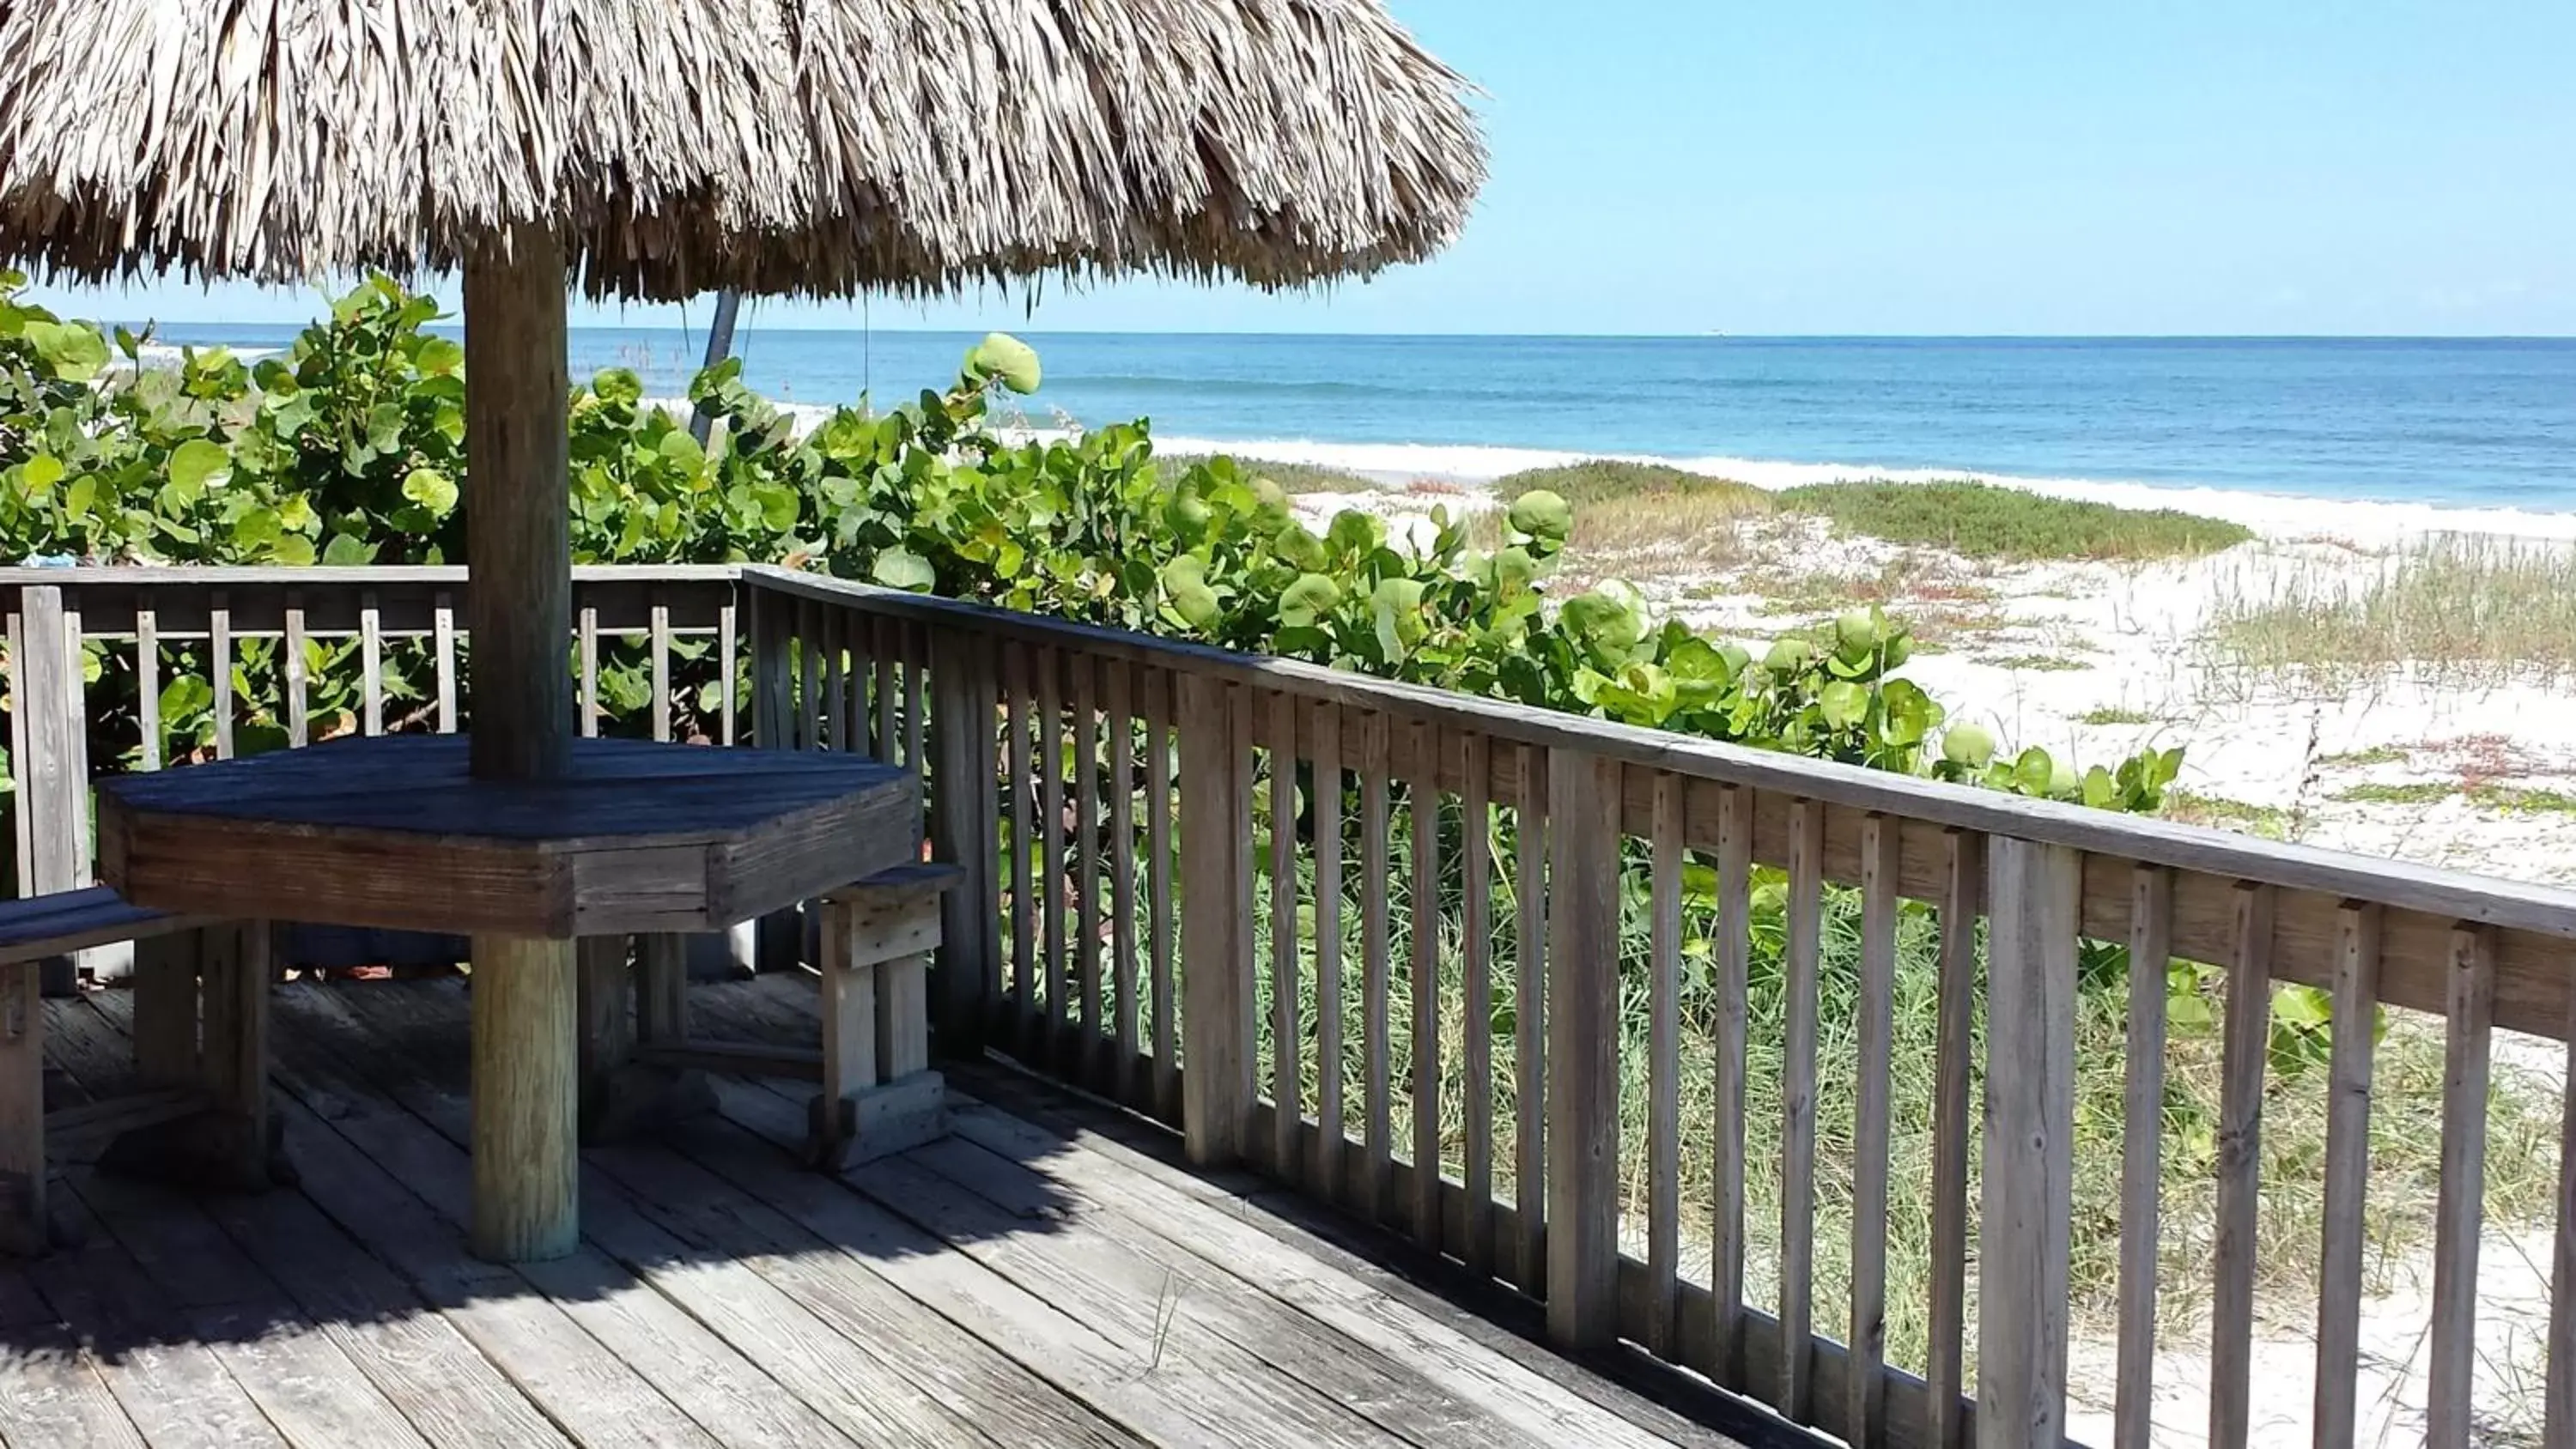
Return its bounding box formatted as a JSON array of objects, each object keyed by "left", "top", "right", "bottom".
[
  {"left": 810, "top": 870, "right": 951, "bottom": 1167},
  {"left": 0, "top": 956, "right": 40, "bottom": 1256},
  {"left": 636, "top": 934, "right": 689, "bottom": 1045},
  {"left": 471, "top": 936, "right": 579, "bottom": 1261},
  {"left": 575, "top": 935, "right": 631, "bottom": 1143},
  {"left": 1176, "top": 676, "right": 1255, "bottom": 1167},
  {"left": 461, "top": 223, "right": 580, "bottom": 1263},
  {"left": 130, "top": 929, "right": 202, "bottom": 1088},
  {"left": 927, "top": 627, "right": 997, "bottom": 1054},
  {"left": 196, "top": 920, "right": 276, "bottom": 1191},
  {"left": 1977, "top": 837, "right": 2081, "bottom": 1449},
  {"left": 1546, "top": 749, "right": 1621, "bottom": 1349}
]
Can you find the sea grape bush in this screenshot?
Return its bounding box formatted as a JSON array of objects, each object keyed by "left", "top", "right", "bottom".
[{"left": 0, "top": 271, "right": 2174, "bottom": 809}]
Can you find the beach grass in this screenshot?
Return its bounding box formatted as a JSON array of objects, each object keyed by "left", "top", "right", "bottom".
[
  {"left": 1168, "top": 452, "right": 1381, "bottom": 495},
  {"left": 1777, "top": 479, "right": 2254, "bottom": 561},
  {"left": 1487, "top": 459, "right": 1773, "bottom": 560},
  {"left": 2210, "top": 533, "right": 2576, "bottom": 687},
  {"left": 2075, "top": 705, "right": 2159, "bottom": 725}
]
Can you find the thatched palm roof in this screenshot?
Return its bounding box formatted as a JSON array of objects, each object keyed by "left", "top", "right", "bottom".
[{"left": 0, "top": 0, "right": 1484, "bottom": 300}]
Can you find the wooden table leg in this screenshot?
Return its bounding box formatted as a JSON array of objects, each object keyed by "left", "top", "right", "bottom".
[
  {"left": 471, "top": 934, "right": 578, "bottom": 1262},
  {"left": 199, "top": 920, "right": 277, "bottom": 1191},
  {"left": 0, "top": 958, "right": 44, "bottom": 1256}
]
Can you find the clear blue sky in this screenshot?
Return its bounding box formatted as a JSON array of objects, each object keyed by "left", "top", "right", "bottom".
[{"left": 28, "top": 0, "right": 2576, "bottom": 336}]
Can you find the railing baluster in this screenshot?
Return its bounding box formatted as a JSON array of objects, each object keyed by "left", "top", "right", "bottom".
[
  {"left": 1361, "top": 710, "right": 1394, "bottom": 1223},
  {"left": 1460, "top": 731, "right": 1493, "bottom": 1278},
  {"left": 651, "top": 598, "right": 673, "bottom": 743},
  {"left": 1036, "top": 646, "right": 1066, "bottom": 1060},
  {"left": 1074, "top": 656, "right": 1103, "bottom": 1076},
  {"left": 1108, "top": 661, "right": 1139, "bottom": 1103},
  {"left": 1146, "top": 669, "right": 1178, "bottom": 1125},
  {"left": 434, "top": 591, "right": 458, "bottom": 732},
  {"left": 2118, "top": 865, "right": 2175, "bottom": 1449},
  {"left": 135, "top": 609, "right": 161, "bottom": 772},
  {"left": 796, "top": 599, "right": 822, "bottom": 752},
  {"left": 1926, "top": 827, "right": 1980, "bottom": 1448},
  {"left": 1311, "top": 700, "right": 1346, "bottom": 1197},
  {"left": 873, "top": 615, "right": 899, "bottom": 762},
  {"left": 1269, "top": 689, "right": 1300, "bottom": 1183},
  {"left": 2209, "top": 881, "right": 2276, "bottom": 1449},
  {"left": 1978, "top": 835, "right": 2081, "bottom": 1449},
  {"left": 579, "top": 603, "right": 599, "bottom": 737},
  {"left": 2313, "top": 900, "right": 2380, "bottom": 1449},
  {"left": 2427, "top": 924, "right": 2496, "bottom": 1449},
  {"left": 1647, "top": 772, "right": 1685, "bottom": 1357},
  {"left": 211, "top": 591, "right": 235, "bottom": 759},
  {"left": 2549, "top": 973, "right": 2576, "bottom": 1449},
  {"left": 283, "top": 599, "right": 310, "bottom": 748},
  {"left": 717, "top": 600, "right": 738, "bottom": 747},
  {"left": 903, "top": 623, "right": 927, "bottom": 777},
  {"left": 359, "top": 590, "right": 381, "bottom": 736},
  {"left": 1780, "top": 796, "right": 1824, "bottom": 1422},
  {"left": 1005, "top": 645, "right": 1035, "bottom": 1047},
  {"left": 822, "top": 608, "right": 847, "bottom": 752},
  {"left": 1514, "top": 744, "right": 1549, "bottom": 1294},
  {"left": 1850, "top": 812, "right": 1899, "bottom": 1447},
  {"left": 928, "top": 626, "right": 998, "bottom": 1050},
  {"left": 1409, "top": 721, "right": 1443, "bottom": 1251},
  {"left": 1709, "top": 783, "right": 1753, "bottom": 1387}
]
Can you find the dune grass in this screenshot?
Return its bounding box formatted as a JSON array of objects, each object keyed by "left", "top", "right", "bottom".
[
  {"left": 1777, "top": 480, "right": 2253, "bottom": 562},
  {"left": 1487, "top": 459, "right": 1773, "bottom": 559},
  {"left": 2210, "top": 533, "right": 2576, "bottom": 688},
  {"left": 1165, "top": 452, "right": 1381, "bottom": 495}
]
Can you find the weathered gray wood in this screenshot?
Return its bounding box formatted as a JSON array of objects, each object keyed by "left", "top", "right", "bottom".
[
  {"left": 1101, "top": 661, "right": 1139, "bottom": 1100},
  {"left": 1408, "top": 720, "right": 1442, "bottom": 1249},
  {"left": 637, "top": 932, "right": 688, "bottom": 1045},
  {"left": 1145, "top": 670, "right": 1178, "bottom": 1124},
  {"left": 798, "top": 599, "right": 824, "bottom": 752},
  {"left": 0, "top": 956, "right": 41, "bottom": 1254},
  {"left": 2117, "top": 865, "right": 2174, "bottom": 1449},
  {"left": 1361, "top": 710, "right": 1394, "bottom": 1222},
  {"left": 1546, "top": 749, "right": 1621, "bottom": 1349},
  {"left": 1647, "top": 772, "right": 1684, "bottom": 1356},
  {"left": 461, "top": 222, "right": 572, "bottom": 782},
  {"left": 1850, "top": 812, "right": 1899, "bottom": 1447},
  {"left": 579, "top": 604, "right": 600, "bottom": 737},
  {"left": 634, "top": 1039, "right": 820, "bottom": 1080},
  {"left": 1178, "top": 675, "right": 1255, "bottom": 1167},
  {"left": 137, "top": 608, "right": 162, "bottom": 771},
  {"left": 1074, "top": 658, "right": 1104, "bottom": 1069},
  {"left": 1459, "top": 730, "right": 1494, "bottom": 1277},
  {"left": 212, "top": 593, "right": 234, "bottom": 758},
  {"left": 2426, "top": 924, "right": 2495, "bottom": 1449},
  {"left": 719, "top": 600, "right": 740, "bottom": 747},
  {"left": 198, "top": 919, "right": 273, "bottom": 1189},
  {"left": 361, "top": 591, "right": 385, "bottom": 736},
  {"left": 470, "top": 933, "right": 578, "bottom": 1261},
  {"left": 874, "top": 615, "right": 901, "bottom": 764},
  {"left": 653, "top": 600, "right": 675, "bottom": 743},
  {"left": 284, "top": 600, "right": 311, "bottom": 746},
  {"left": 0, "top": 1311, "right": 155, "bottom": 1447},
  {"left": 1311, "top": 699, "right": 1346, "bottom": 1196},
  {"left": 17, "top": 586, "right": 86, "bottom": 898},
  {"left": 1006, "top": 644, "right": 1036, "bottom": 1041},
  {"left": 2313, "top": 900, "right": 2380, "bottom": 1449},
  {"left": 928, "top": 628, "right": 995, "bottom": 1052},
  {"left": 1512, "top": 744, "right": 1548, "bottom": 1295},
  {"left": 576, "top": 934, "right": 633, "bottom": 1142},
  {"left": 905, "top": 625, "right": 928, "bottom": 777},
  {"left": 1978, "top": 836, "right": 2080, "bottom": 1449},
  {"left": 1710, "top": 782, "right": 1753, "bottom": 1389},
  {"left": 2550, "top": 979, "right": 2576, "bottom": 1449},
  {"left": 1780, "top": 796, "right": 1824, "bottom": 1422},
  {"left": 1270, "top": 690, "right": 1302, "bottom": 1182},
  {"left": 0, "top": 887, "right": 191, "bottom": 965},
  {"left": 131, "top": 926, "right": 200, "bottom": 1088},
  {"left": 1038, "top": 646, "right": 1067, "bottom": 1052},
  {"left": 434, "top": 591, "right": 458, "bottom": 732},
  {"left": 2209, "top": 882, "right": 2275, "bottom": 1449}
]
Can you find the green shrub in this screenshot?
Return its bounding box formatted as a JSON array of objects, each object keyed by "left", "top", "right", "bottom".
[
  {"left": 1777, "top": 480, "right": 2251, "bottom": 561},
  {"left": 1492, "top": 458, "right": 1770, "bottom": 512}
]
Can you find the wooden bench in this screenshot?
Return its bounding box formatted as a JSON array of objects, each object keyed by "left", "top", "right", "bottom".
[
  {"left": 589, "top": 863, "right": 960, "bottom": 1167},
  {"left": 1, "top": 888, "right": 272, "bottom": 1255}
]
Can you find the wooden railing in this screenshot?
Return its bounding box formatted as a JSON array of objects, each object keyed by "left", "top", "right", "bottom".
[{"left": 10, "top": 562, "right": 2576, "bottom": 1449}]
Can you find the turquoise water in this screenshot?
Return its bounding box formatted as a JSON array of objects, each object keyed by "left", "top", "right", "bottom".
[{"left": 147, "top": 327, "right": 2576, "bottom": 513}]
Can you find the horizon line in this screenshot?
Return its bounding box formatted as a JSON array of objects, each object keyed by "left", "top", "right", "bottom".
[{"left": 127, "top": 321, "right": 2576, "bottom": 343}]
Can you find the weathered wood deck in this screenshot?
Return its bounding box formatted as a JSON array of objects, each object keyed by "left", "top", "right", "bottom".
[{"left": 1, "top": 975, "right": 1746, "bottom": 1449}]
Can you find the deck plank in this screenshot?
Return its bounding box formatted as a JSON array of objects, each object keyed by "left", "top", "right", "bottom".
[{"left": 0, "top": 1321, "right": 150, "bottom": 1449}]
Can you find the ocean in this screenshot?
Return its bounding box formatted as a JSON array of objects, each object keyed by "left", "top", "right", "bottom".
[{"left": 146, "top": 326, "right": 2576, "bottom": 526}]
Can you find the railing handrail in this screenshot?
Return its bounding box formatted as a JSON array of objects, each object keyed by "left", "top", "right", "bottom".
[{"left": 742, "top": 564, "right": 2576, "bottom": 943}]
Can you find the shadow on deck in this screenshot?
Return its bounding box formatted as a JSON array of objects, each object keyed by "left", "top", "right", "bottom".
[{"left": 3, "top": 974, "right": 1777, "bottom": 1449}]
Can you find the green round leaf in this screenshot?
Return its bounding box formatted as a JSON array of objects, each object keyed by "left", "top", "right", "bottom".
[
  {"left": 871, "top": 548, "right": 936, "bottom": 591},
  {"left": 401, "top": 468, "right": 459, "bottom": 518},
  {"left": 168, "top": 439, "right": 230, "bottom": 494}
]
